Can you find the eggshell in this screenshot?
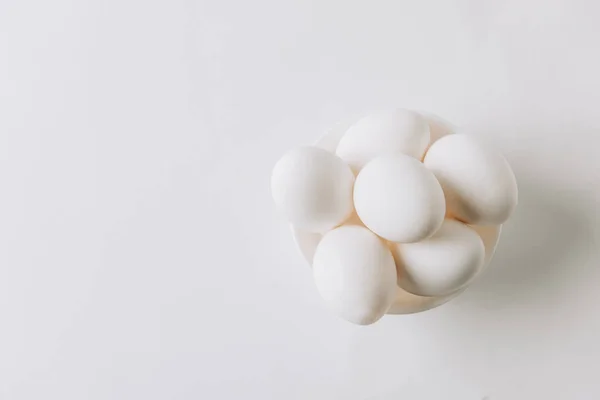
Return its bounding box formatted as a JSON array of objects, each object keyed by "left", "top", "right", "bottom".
[
  {"left": 271, "top": 146, "right": 355, "bottom": 233},
  {"left": 424, "top": 134, "right": 518, "bottom": 225},
  {"left": 336, "top": 109, "right": 430, "bottom": 173},
  {"left": 313, "top": 225, "right": 397, "bottom": 325},
  {"left": 314, "top": 116, "right": 361, "bottom": 153},
  {"left": 287, "top": 116, "right": 506, "bottom": 317},
  {"left": 390, "top": 219, "right": 485, "bottom": 297},
  {"left": 416, "top": 111, "right": 456, "bottom": 154},
  {"left": 353, "top": 154, "right": 446, "bottom": 243}
]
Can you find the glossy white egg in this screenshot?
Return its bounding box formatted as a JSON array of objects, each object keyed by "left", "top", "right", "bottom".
[
  {"left": 313, "top": 225, "right": 397, "bottom": 325},
  {"left": 391, "top": 219, "right": 485, "bottom": 297},
  {"left": 271, "top": 146, "right": 355, "bottom": 233},
  {"left": 353, "top": 154, "right": 446, "bottom": 243},
  {"left": 417, "top": 111, "right": 456, "bottom": 154},
  {"left": 424, "top": 134, "right": 518, "bottom": 225},
  {"left": 336, "top": 109, "right": 430, "bottom": 173}
]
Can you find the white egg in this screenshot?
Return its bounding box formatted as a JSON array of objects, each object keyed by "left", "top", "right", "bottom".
[
  {"left": 417, "top": 111, "right": 456, "bottom": 153},
  {"left": 314, "top": 116, "right": 361, "bottom": 152},
  {"left": 424, "top": 134, "right": 518, "bottom": 225},
  {"left": 271, "top": 146, "right": 355, "bottom": 233},
  {"left": 336, "top": 109, "right": 430, "bottom": 173},
  {"left": 353, "top": 154, "right": 446, "bottom": 243},
  {"left": 390, "top": 219, "right": 485, "bottom": 297},
  {"left": 313, "top": 225, "right": 397, "bottom": 325}
]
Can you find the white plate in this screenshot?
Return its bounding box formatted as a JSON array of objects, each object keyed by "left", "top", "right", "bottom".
[{"left": 291, "top": 113, "right": 502, "bottom": 315}]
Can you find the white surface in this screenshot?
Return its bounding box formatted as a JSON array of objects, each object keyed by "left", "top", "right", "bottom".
[{"left": 1, "top": 1, "right": 600, "bottom": 399}]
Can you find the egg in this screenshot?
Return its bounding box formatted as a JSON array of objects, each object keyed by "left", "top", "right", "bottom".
[
  {"left": 313, "top": 225, "right": 397, "bottom": 325},
  {"left": 417, "top": 111, "right": 456, "bottom": 154},
  {"left": 353, "top": 154, "right": 446, "bottom": 243},
  {"left": 424, "top": 134, "right": 518, "bottom": 225},
  {"left": 390, "top": 219, "right": 485, "bottom": 297},
  {"left": 314, "top": 116, "right": 361, "bottom": 153},
  {"left": 271, "top": 146, "right": 355, "bottom": 233},
  {"left": 336, "top": 109, "right": 430, "bottom": 173}
]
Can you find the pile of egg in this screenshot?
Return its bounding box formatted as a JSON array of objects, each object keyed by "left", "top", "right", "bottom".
[{"left": 271, "top": 109, "right": 518, "bottom": 325}]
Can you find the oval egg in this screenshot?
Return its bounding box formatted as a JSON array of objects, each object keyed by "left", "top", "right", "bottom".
[
  {"left": 424, "top": 134, "right": 518, "bottom": 225},
  {"left": 336, "top": 109, "right": 430, "bottom": 173},
  {"left": 271, "top": 146, "right": 355, "bottom": 233},
  {"left": 313, "top": 225, "right": 397, "bottom": 325},
  {"left": 417, "top": 111, "right": 456, "bottom": 154},
  {"left": 391, "top": 219, "right": 485, "bottom": 297},
  {"left": 353, "top": 153, "right": 446, "bottom": 243}
]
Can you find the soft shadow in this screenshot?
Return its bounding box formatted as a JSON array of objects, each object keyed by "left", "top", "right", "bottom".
[
  {"left": 337, "top": 163, "right": 596, "bottom": 399},
  {"left": 455, "top": 170, "right": 593, "bottom": 310}
]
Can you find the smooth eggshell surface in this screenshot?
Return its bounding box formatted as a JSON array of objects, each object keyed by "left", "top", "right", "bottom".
[
  {"left": 271, "top": 146, "right": 355, "bottom": 233},
  {"left": 424, "top": 134, "right": 518, "bottom": 225},
  {"left": 354, "top": 154, "right": 446, "bottom": 243},
  {"left": 336, "top": 109, "right": 430, "bottom": 173},
  {"left": 390, "top": 219, "right": 485, "bottom": 297},
  {"left": 290, "top": 117, "right": 504, "bottom": 316},
  {"left": 416, "top": 111, "right": 456, "bottom": 154},
  {"left": 313, "top": 225, "right": 397, "bottom": 325}
]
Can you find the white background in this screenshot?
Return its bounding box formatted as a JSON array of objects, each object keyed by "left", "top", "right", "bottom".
[{"left": 1, "top": 0, "right": 599, "bottom": 399}]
